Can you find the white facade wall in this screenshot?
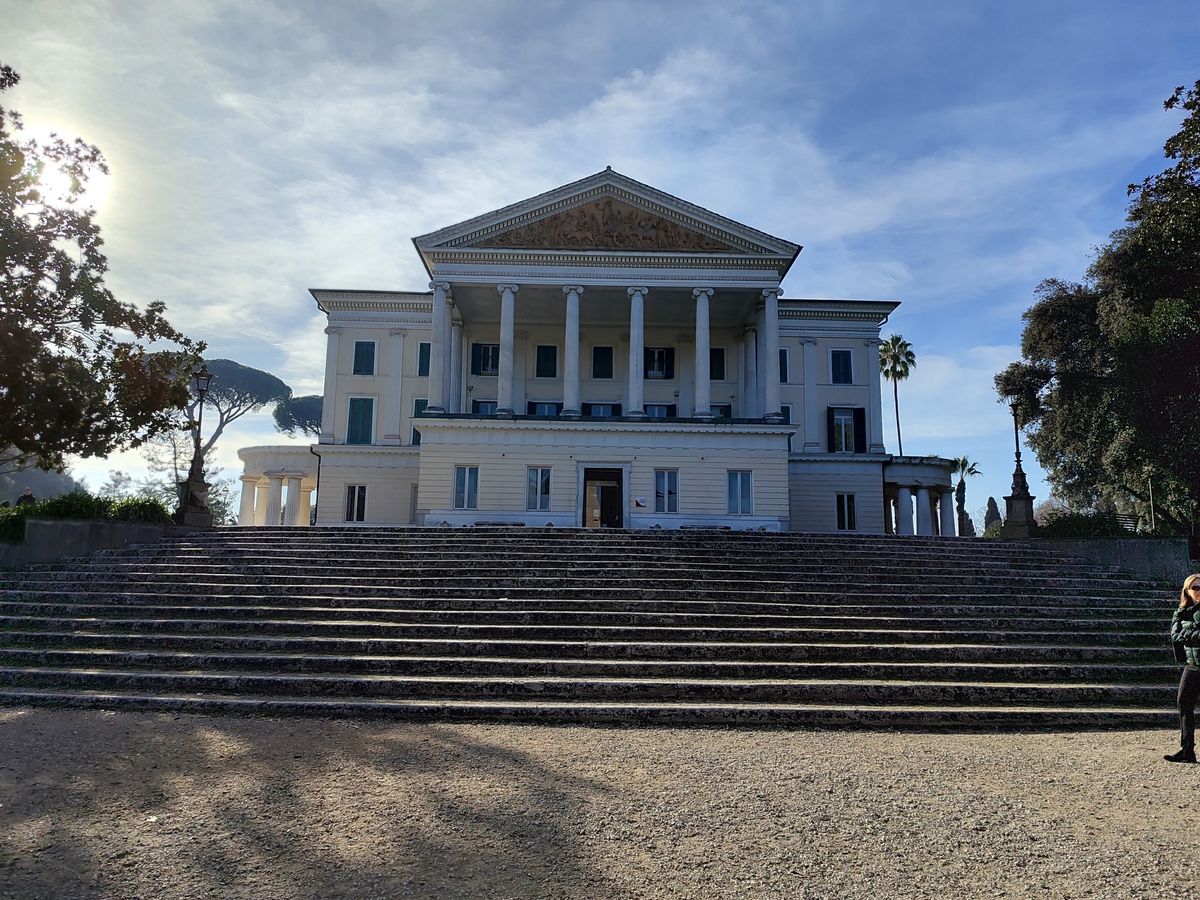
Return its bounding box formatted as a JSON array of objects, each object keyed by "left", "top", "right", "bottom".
[{"left": 788, "top": 460, "right": 887, "bottom": 534}]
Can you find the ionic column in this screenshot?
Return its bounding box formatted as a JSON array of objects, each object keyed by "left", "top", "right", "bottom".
[
  {"left": 692, "top": 288, "right": 714, "bottom": 418},
  {"left": 895, "top": 486, "right": 914, "bottom": 536},
  {"left": 449, "top": 321, "right": 463, "bottom": 413},
  {"left": 300, "top": 487, "right": 315, "bottom": 527},
  {"left": 865, "top": 338, "right": 885, "bottom": 453},
  {"left": 742, "top": 327, "right": 758, "bottom": 418},
  {"left": 762, "top": 288, "right": 783, "bottom": 422},
  {"left": 802, "top": 338, "right": 821, "bottom": 452},
  {"left": 915, "top": 487, "right": 933, "bottom": 536},
  {"left": 939, "top": 489, "right": 956, "bottom": 537},
  {"left": 319, "top": 326, "right": 341, "bottom": 443},
  {"left": 284, "top": 475, "right": 303, "bottom": 526},
  {"left": 755, "top": 304, "right": 767, "bottom": 414},
  {"left": 496, "top": 284, "right": 519, "bottom": 416},
  {"left": 253, "top": 482, "right": 270, "bottom": 526},
  {"left": 238, "top": 476, "right": 258, "bottom": 526},
  {"left": 382, "top": 328, "right": 405, "bottom": 445},
  {"left": 627, "top": 287, "right": 648, "bottom": 417},
  {"left": 425, "top": 281, "right": 451, "bottom": 414},
  {"left": 883, "top": 494, "right": 895, "bottom": 535},
  {"left": 562, "top": 286, "right": 583, "bottom": 416},
  {"left": 265, "top": 476, "right": 284, "bottom": 527}
]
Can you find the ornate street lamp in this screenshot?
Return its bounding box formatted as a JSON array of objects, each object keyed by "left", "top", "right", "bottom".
[
  {"left": 175, "top": 364, "right": 215, "bottom": 528},
  {"left": 1001, "top": 398, "right": 1036, "bottom": 538}
]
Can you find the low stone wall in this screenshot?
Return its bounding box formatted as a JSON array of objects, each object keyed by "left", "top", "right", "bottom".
[
  {"left": 0, "top": 518, "right": 176, "bottom": 569},
  {"left": 1033, "top": 537, "right": 1195, "bottom": 586}
]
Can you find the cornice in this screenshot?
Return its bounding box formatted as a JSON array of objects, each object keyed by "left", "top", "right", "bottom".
[
  {"left": 413, "top": 418, "right": 795, "bottom": 436},
  {"left": 427, "top": 249, "right": 789, "bottom": 270}
]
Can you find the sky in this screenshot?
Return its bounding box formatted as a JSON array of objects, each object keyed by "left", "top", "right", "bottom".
[{"left": 4, "top": 0, "right": 1198, "bottom": 525}]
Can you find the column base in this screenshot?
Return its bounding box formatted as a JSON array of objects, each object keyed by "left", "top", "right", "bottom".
[
  {"left": 692, "top": 410, "right": 715, "bottom": 420},
  {"left": 869, "top": 443, "right": 887, "bottom": 454},
  {"left": 423, "top": 406, "right": 446, "bottom": 415},
  {"left": 764, "top": 412, "right": 785, "bottom": 424},
  {"left": 626, "top": 410, "right": 647, "bottom": 419},
  {"left": 494, "top": 408, "right": 515, "bottom": 418},
  {"left": 560, "top": 409, "right": 581, "bottom": 419}
]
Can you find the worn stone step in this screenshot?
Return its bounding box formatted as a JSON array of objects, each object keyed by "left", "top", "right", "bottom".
[
  {"left": 0, "top": 614, "right": 1168, "bottom": 645},
  {"left": 0, "top": 630, "right": 1166, "bottom": 663},
  {"left": 0, "top": 647, "right": 1174, "bottom": 684},
  {"left": 0, "top": 688, "right": 1175, "bottom": 728}
]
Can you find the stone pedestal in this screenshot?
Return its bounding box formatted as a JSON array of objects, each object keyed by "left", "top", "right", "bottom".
[
  {"left": 174, "top": 477, "right": 214, "bottom": 528},
  {"left": 1001, "top": 462, "right": 1036, "bottom": 538}
]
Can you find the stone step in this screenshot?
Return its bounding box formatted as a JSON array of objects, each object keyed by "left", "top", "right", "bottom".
[
  {"left": 0, "top": 666, "right": 1178, "bottom": 706},
  {"left": 0, "top": 614, "right": 1168, "bottom": 645},
  {"left": 0, "top": 630, "right": 1167, "bottom": 663},
  {"left": 0, "top": 596, "right": 1169, "bottom": 620},
  {"left": 0, "top": 647, "right": 1174, "bottom": 684},
  {"left": 0, "top": 687, "right": 1175, "bottom": 728},
  {"left": 0, "top": 601, "right": 1165, "bottom": 629}
]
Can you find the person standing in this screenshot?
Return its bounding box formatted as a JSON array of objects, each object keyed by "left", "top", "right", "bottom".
[
  {"left": 1166, "top": 574, "right": 1200, "bottom": 763},
  {"left": 15, "top": 488, "right": 35, "bottom": 507}
]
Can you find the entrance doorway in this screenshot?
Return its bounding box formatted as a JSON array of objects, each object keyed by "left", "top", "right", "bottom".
[{"left": 582, "top": 467, "right": 623, "bottom": 528}]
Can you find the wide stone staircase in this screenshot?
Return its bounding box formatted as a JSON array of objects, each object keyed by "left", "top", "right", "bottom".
[{"left": 0, "top": 527, "right": 1181, "bottom": 727}]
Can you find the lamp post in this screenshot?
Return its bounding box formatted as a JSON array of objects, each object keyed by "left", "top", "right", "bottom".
[
  {"left": 1001, "top": 398, "right": 1036, "bottom": 538},
  {"left": 175, "top": 364, "right": 215, "bottom": 528}
]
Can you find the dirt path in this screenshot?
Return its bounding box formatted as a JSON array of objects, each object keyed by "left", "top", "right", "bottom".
[{"left": 1, "top": 708, "right": 1197, "bottom": 899}]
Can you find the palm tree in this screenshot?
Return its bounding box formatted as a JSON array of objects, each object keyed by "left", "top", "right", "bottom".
[
  {"left": 953, "top": 456, "right": 981, "bottom": 536},
  {"left": 879, "top": 334, "right": 916, "bottom": 455}
]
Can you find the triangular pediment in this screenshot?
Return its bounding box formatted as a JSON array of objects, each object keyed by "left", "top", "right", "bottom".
[
  {"left": 413, "top": 169, "right": 801, "bottom": 264},
  {"left": 475, "top": 195, "right": 740, "bottom": 253}
]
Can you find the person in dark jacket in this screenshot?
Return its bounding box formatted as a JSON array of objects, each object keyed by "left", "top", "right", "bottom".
[
  {"left": 15, "top": 488, "right": 35, "bottom": 507},
  {"left": 1166, "top": 574, "right": 1200, "bottom": 763}
]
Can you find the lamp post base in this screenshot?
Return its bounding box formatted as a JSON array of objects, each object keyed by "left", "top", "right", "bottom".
[
  {"left": 1001, "top": 491, "right": 1037, "bottom": 538},
  {"left": 174, "top": 477, "right": 214, "bottom": 529}
]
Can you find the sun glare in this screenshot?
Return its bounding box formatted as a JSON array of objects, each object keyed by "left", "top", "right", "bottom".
[{"left": 24, "top": 123, "right": 113, "bottom": 212}]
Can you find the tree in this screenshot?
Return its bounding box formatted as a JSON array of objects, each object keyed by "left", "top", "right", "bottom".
[
  {"left": 0, "top": 64, "right": 201, "bottom": 476},
  {"left": 984, "top": 497, "right": 1002, "bottom": 532},
  {"left": 273, "top": 394, "right": 322, "bottom": 439},
  {"left": 995, "top": 81, "right": 1200, "bottom": 538},
  {"left": 97, "top": 470, "right": 135, "bottom": 498},
  {"left": 879, "top": 334, "right": 916, "bottom": 455},
  {"left": 953, "top": 456, "right": 981, "bottom": 537},
  {"left": 188, "top": 358, "right": 291, "bottom": 469}
]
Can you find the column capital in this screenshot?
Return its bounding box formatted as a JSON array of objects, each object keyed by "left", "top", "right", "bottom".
[
  {"left": 863, "top": 337, "right": 881, "bottom": 347},
  {"left": 429, "top": 280, "right": 451, "bottom": 293},
  {"left": 496, "top": 283, "right": 520, "bottom": 295},
  {"left": 761, "top": 287, "right": 783, "bottom": 300},
  {"left": 389, "top": 328, "right": 407, "bottom": 337},
  {"left": 239, "top": 474, "right": 260, "bottom": 484},
  {"left": 742, "top": 325, "right": 758, "bottom": 336},
  {"left": 692, "top": 287, "right": 714, "bottom": 299},
  {"left": 801, "top": 337, "right": 819, "bottom": 345},
  {"left": 627, "top": 286, "right": 649, "bottom": 297},
  {"left": 562, "top": 285, "right": 585, "bottom": 296},
  {"left": 324, "top": 325, "right": 342, "bottom": 335}
]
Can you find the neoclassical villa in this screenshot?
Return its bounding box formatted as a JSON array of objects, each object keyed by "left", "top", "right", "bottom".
[{"left": 238, "top": 169, "right": 954, "bottom": 534}]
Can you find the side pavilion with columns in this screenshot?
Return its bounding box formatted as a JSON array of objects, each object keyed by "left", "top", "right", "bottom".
[{"left": 238, "top": 168, "right": 954, "bottom": 534}]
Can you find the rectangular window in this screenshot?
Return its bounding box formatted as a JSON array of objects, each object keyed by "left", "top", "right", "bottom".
[
  {"left": 526, "top": 467, "right": 551, "bottom": 511},
  {"left": 352, "top": 341, "right": 376, "bottom": 376},
  {"left": 535, "top": 345, "right": 558, "bottom": 379},
  {"left": 710, "top": 404, "right": 732, "bottom": 419},
  {"left": 779, "top": 348, "right": 790, "bottom": 384},
  {"left": 411, "top": 398, "right": 427, "bottom": 446},
  {"left": 592, "top": 346, "right": 614, "bottom": 379},
  {"left": 654, "top": 469, "right": 678, "bottom": 514},
  {"left": 644, "top": 347, "right": 675, "bottom": 380},
  {"left": 836, "top": 494, "right": 857, "bottom": 531},
  {"left": 417, "top": 342, "right": 431, "bottom": 377},
  {"left": 645, "top": 403, "right": 677, "bottom": 418},
  {"left": 582, "top": 402, "right": 621, "bottom": 417},
  {"left": 727, "top": 470, "right": 753, "bottom": 515},
  {"left": 344, "top": 485, "right": 367, "bottom": 522},
  {"left": 453, "top": 466, "right": 478, "bottom": 510},
  {"left": 710, "top": 347, "right": 726, "bottom": 381},
  {"left": 827, "top": 406, "right": 866, "bottom": 453},
  {"left": 347, "top": 397, "right": 374, "bottom": 445},
  {"left": 472, "top": 399, "right": 497, "bottom": 415},
  {"left": 471, "top": 343, "right": 501, "bottom": 376},
  {"left": 831, "top": 349, "right": 853, "bottom": 385},
  {"left": 526, "top": 401, "right": 563, "bottom": 416}
]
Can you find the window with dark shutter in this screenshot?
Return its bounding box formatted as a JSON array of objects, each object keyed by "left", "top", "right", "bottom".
[
  {"left": 592, "top": 346, "right": 614, "bottom": 379},
  {"left": 471, "top": 343, "right": 500, "bottom": 376},
  {"left": 535, "top": 345, "right": 558, "bottom": 378},
  {"left": 417, "top": 342, "right": 431, "bottom": 377},
  {"left": 352, "top": 341, "right": 376, "bottom": 376},
  {"left": 831, "top": 349, "right": 853, "bottom": 384},
  {"left": 347, "top": 398, "right": 374, "bottom": 445},
  {"left": 645, "top": 347, "right": 674, "bottom": 379},
  {"left": 710, "top": 347, "right": 726, "bottom": 381},
  {"left": 853, "top": 408, "right": 867, "bottom": 453}
]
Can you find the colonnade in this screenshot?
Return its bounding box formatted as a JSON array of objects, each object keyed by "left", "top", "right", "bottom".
[
  {"left": 888, "top": 486, "right": 958, "bottom": 537},
  {"left": 238, "top": 474, "right": 314, "bottom": 527},
  {"left": 423, "top": 281, "right": 786, "bottom": 422}
]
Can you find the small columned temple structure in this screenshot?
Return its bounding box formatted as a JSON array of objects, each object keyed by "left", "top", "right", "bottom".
[{"left": 238, "top": 169, "right": 954, "bottom": 533}]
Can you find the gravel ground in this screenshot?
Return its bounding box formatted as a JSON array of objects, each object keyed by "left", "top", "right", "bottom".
[{"left": 0, "top": 708, "right": 1197, "bottom": 899}]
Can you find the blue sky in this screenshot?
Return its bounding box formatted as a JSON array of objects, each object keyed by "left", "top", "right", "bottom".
[{"left": 5, "top": 0, "right": 1198, "bottom": 524}]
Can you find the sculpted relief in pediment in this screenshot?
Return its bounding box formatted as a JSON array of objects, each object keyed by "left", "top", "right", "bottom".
[{"left": 475, "top": 197, "right": 740, "bottom": 252}]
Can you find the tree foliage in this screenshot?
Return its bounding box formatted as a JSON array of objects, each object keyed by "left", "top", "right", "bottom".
[
  {"left": 273, "top": 394, "right": 322, "bottom": 439},
  {"left": 190, "top": 358, "right": 291, "bottom": 462},
  {"left": 953, "top": 456, "right": 981, "bottom": 537},
  {"left": 879, "top": 334, "right": 916, "bottom": 455},
  {"left": 995, "top": 81, "right": 1200, "bottom": 535},
  {"left": 0, "top": 64, "right": 202, "bottom": 475}
]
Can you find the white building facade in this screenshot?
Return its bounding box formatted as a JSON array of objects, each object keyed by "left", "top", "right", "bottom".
[{"left": 238, "top": 170, "right": 954, "bottom": 534}]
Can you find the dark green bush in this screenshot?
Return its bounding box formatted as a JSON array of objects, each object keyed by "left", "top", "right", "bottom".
[
  {"left": 982, "top": 522, "right": 1003, "bottom": 539},
  {"left": 1042, "top": 510, "right": 1126, "bottom": 538},
  {"left": 0, "top": 490, "right": 172, "bottom": 542}
]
